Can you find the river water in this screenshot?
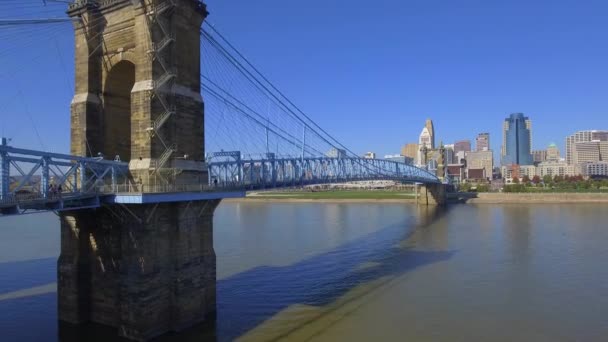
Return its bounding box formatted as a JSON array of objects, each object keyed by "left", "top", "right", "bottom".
[{"left": 1, "top": 203, "right": 608, "bottom": 341}]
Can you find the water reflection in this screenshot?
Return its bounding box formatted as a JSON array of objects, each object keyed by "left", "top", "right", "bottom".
[{"left": 4, "top": 203, "right": 607, "bottom": 341}]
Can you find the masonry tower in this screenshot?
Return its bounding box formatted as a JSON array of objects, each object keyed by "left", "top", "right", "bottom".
[{"left": 59, "top": 1, "right": 219, "bottom": 340}]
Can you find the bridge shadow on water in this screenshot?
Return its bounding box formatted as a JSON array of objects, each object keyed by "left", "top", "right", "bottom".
[
  {"left": 206, "top": 205, "right": 454, "bottom": 341},
  {"left": 0, "top": 206, "right": 453, "bottom": 342}
]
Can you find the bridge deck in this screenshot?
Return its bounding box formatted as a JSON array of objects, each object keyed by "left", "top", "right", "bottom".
[{"left": 0, "top": 190, "right": 245, "bottom": 217}]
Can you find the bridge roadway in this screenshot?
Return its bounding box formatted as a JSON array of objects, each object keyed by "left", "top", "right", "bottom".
[{"left": 0, "top": 144, "right": 439, "bottom": 217}]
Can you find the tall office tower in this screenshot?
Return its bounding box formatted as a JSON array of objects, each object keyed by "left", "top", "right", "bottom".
[
  {"left": 444, "top": 144, "right": 455, "bottom": 164},
  {"left": 501, "top": 113, "right": 533, "bottom": 165},
  {"left": 476, "top": 133, "right": 490, "bottom": 151},
  {"left": 401, "top": 143, "right": 419, "bottom": 160},
  {"left": 454, "top": 140, "right": 471, "bottom": 154},
  {"left": 418, "top": 124, "right": 433, "bottom": 166},
  {"left": 502, "top": 115, "right": 532, "bottom": 159},
  {"left": 566, "top": 130, "right": 608, "bottom": 164},
  {"left": 425, "top": 119, "right": 435, "bottom": 149}
]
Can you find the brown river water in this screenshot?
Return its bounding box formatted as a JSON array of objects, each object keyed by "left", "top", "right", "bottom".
[{"left": 1, "top": 202, "right": 607, "bottom": 341}]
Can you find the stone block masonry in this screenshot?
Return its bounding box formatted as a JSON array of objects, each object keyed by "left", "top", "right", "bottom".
[
  {"left": 417, "top": 184, "right": 447, "bottom": 206},
  {"left": 58, "top": 199, "right": 220, "bottom": 341}
]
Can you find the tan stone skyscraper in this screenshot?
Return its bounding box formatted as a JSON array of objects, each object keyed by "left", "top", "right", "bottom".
[
  {"left": 425, "top": 119, "right": 435, "bottom": 149},
  {"left": 401, "top": 143, "right": 419, "bottom": 160}
]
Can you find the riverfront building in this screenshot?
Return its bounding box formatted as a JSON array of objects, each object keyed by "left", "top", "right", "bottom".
[
  {"left": 501, "top": 113, "right": 533, "bottom": 166},
  {"left": 566, "top": 130, "right": 608, "bottom": 164},
  {"left": 572, "top": 140, "right": 608, "bottom": 164},
  {"left": 466, "top": 150, "right": 493, "bottom": 181},
  {"left": 581, "top": 162, "right": 608, "bottom": 177}
]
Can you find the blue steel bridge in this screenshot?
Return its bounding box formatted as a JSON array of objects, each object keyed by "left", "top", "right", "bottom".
[{"left": 0, "top": 1, "right": 439, "bottom": 217}]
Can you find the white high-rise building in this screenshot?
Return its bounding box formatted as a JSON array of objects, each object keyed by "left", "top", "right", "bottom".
[{"left": 417, "top": 127, "right": 432, "bottom": 166}]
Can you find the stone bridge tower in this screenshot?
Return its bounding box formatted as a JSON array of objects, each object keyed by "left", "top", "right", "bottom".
[
  {"left": 59, "top": 1, "right": 219, "bottom": 340},
  {"left": 68, "top": 0, "right": 207, "bottom": 186}
]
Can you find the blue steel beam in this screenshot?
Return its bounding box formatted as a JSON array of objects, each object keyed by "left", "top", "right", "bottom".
[{"left": 208, "top": 154, "right": 440, "bottom": 189}]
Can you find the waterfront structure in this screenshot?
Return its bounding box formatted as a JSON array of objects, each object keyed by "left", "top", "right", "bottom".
[
  {"left": 572, "top": 140, "right": 608, "bottom": 164},
  {"left": 501, "top": 164, "right": 537, "bottom": 181},
  {"left": 363, "top": 152, "right": 376, "bottom": 159},
  {"left": 532, "top": 150, "right": 547, "bottom": 164},
  {"left": 60, "top": 2, "right": 219, "bottom": 339},
  {"left": 465, "top": 150, "right": 493, "bottom": 180},
  {"left": 502, "top": 162, "right": 580, "bottom": 181},
  {"left": 401, "top": 143, "right": 418, "bottom": 161},
  {"left": 454, "top": 140, "right": 471, "bottom": 154},
  {"left": 384, "top": 154, "right": 414, "bottom": 165},
  {"left": 327, "top": 147, "right": 347, "bottom": 158},
  {"left": 501, "top": 113, "right": 533, "bottom": 166},
  {"left": 546, "top": 143, "right": 560, "bottom": 161},
  {"left": 566, "top": 130, "right": 608, "bottom": 164},
  {"left": 467, "top": 168, "right": 487, "bottom": 181},
  {"left": 447, "top": 164, "right": 465, "bottom": 184},
  {"left": 476, "top": 133, "right": 490, "bottom": 152},
  {"left": 537, "top": 161, "right": 580, "bottom": 178},
  {"left": 581, "top": 162, "right": 608, "bottom": 177}
]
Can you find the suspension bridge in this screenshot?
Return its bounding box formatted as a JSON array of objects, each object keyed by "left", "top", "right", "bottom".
[
  {"left": 0, "top": 0, "right": 440, "bottom": 217},
  {"left": 0, "top": 1, "right": 445, "bottom": 340}
]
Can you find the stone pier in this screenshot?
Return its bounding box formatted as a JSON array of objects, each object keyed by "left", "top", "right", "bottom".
[
  {"left": 58, "top": 200, "right": 220, "bottom": 340},
  {"left": 417, "top": 183, "right": 447, "bottom": 206},
  {"left": 60, "top": 1, "right": 213, "bottom": 339}
]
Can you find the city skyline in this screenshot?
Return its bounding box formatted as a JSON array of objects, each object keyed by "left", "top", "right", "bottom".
[{"left": 1, "top": 1, "right": 608, "bottom": 162}]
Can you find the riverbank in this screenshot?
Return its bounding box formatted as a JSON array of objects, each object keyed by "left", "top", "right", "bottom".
[
  {"left": 464, "top": 192, "right": 608, "bottom": 204},
  {"left": 224, "top": 191, "right": 608, "bottom": 204},
  {"left": 237, "top": 190, "right": 417, "bottom": 202}
]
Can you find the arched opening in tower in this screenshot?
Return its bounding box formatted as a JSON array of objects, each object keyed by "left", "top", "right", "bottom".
[{"left": 103, "top": 61, "right": 135, "bottom": 162}]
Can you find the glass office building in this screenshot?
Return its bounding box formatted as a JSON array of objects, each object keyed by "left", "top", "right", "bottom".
[{"left": 501, "top": 113, "right": 533, "bottom": 166}]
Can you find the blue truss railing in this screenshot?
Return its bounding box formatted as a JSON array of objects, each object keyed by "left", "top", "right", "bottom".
[
  {"left": 0, "top": 139, "right": 129, "bottom": 215},
  {"left": 207, "top": 151, "right": 440, "bottom": 189}
]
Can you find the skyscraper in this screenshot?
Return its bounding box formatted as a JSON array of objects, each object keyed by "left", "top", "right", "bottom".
[
  {"left": 425, "top": 119, "right": 435, "bottom": 149},
  {"left": 417, "top": 119, "right": 435, "bottom": 165},
  {"left": 501, "top": 113, "right": 533, "bottom": 166},
  {"left": 401, "top": 143, "right": 418, "bottom": 160},
  {"left": 454, "top": 140, "right": 471, "bottom": 154},
  {"left": 476, "top": 133, "right": 490, "bottom": 152}
]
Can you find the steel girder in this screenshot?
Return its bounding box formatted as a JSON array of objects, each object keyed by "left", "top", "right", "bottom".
[
  {"left": 0, "top": 142, "right": 129, "bottom": 207},
  {"left": 208, "top": 155, "right": 440, "bottom": 189}
]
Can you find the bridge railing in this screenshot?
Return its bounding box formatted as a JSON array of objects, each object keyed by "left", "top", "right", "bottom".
[
  {"left": 207, "top": 155, "right": 440, "bottom": 189},
  {"left": 0, "top": 140, "right": 129, "bottom": 202}
]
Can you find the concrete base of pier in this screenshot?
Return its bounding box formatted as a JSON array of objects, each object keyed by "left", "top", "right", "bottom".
[
  {"left": 58, "top": 199, "right": 220, "bottom": 341},
  {"left": 417, "top": 184, "right": 446, "bottom": 206}
]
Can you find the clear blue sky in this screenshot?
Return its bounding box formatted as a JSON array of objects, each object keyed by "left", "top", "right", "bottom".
[{"left": 1, "top": 0, "right": 608, "bottom": 160}]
